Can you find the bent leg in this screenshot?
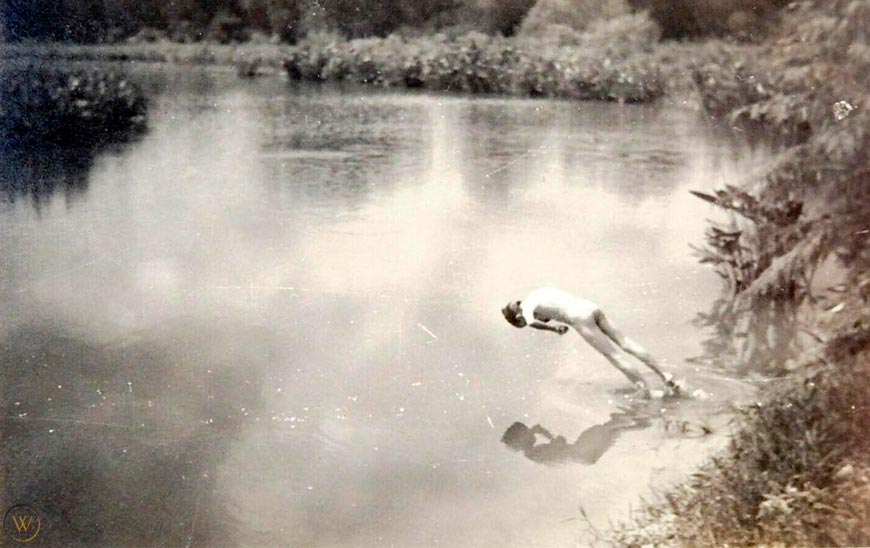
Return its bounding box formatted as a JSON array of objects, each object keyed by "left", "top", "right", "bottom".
[
  {"left": 576, "top": 325, "right": 649, "bottom": 391},
  {"left": 594, "top": 311, "right": 674, "bottom": 386}
]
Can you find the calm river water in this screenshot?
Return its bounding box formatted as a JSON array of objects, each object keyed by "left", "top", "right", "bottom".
[{"left": 1, "top": 66, "right": 768, "bottom": 547}]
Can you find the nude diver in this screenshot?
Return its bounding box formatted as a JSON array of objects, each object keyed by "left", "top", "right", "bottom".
[{"left": 501, "top": 287, "right": 679, "bottom": 395}]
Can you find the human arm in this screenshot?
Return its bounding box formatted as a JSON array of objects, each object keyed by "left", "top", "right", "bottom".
[
  {"left": 518, "top": 296, "right": 539, "bottom": 327},
  {"left": 529, "top": 424, "right": 555, "bottom": 440},
  {"left": 529, "top": 322, "right": 569, "bottom": 335},
  {"left": 518, "top": 289, "right": 572, "bottom": 334}
]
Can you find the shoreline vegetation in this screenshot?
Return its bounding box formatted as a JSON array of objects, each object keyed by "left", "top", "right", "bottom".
[
  {"left": 0, "top": 20, "right": 704, "bottom": 104},
  {"left": 3, "top": 0, "right": 868, "bottom": 545},
  {"left": 615, "top": 1, "right": 870, "bottom": 545},
  {"left": 279, "top": 17, "right": 668, "bottom": 102},
  {"left": 0, "top": 67, "right": 146, "bottom": 146}
]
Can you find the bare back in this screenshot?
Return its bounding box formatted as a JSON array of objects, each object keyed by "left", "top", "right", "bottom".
[{"left": 520, "top": 287, "right": 598, "bottom": 326}]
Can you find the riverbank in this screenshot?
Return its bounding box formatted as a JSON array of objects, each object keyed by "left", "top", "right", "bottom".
[
  {"left": 616, "top": 337, "right": 870, "bottom": 546},
  {"left": 0, "top": 15, "right": 742, "bottom": 104},
  {"left": 614, "top": 1, "right": 870, "bottom": 544},
  {"left": 0, "top": 41, "right": 291, "bottom": 77},
  {"left": 280, "top": 16, "right": 673, "bottom": 102},
  {"left": 275, "top": 13, "right": 754, "bottom": 103}
]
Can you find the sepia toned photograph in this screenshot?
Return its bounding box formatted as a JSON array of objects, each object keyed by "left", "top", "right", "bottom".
[{"left": 0, "top": 0, "right": 867, "bottom": 546}]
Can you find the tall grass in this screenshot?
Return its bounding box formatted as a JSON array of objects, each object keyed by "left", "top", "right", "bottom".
[{"left": 617, "top": 344, "right": 870, "bottom": 547}]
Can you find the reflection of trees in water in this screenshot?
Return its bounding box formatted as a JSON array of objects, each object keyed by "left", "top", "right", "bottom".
[
  {"left": 0, "top": 65, "right": 148, "bottom": 208},
  {"left": 0, "top": 144, "right": 96, "bottom": 209},
  {"left": 0, "top": 323, "right": 268, "bottom": 545},
  {"left": 257, "top": 90, "right": 419, "bottom": 208},
  {"left": 458, "top": 104, "right": 693, "bottom": 204},
  {"left": 691, "top": 296, "right": 814, "bottom": 375},
  {"left": 689, "top": 193, "right": 823, "bottom": 375},
  {"left": 0, "top": 135, "right": 148, "bottom": 210},
  {"left": 690, "top": 298, "right": 793, "bottom": 373}
]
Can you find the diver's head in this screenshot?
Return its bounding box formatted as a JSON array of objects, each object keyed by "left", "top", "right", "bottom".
[
  {"left": 501, "top": 421, "right": 535, "bottom": 451},
  {"left": 501, "top": 301, "right": 526, "bottom": 328}
]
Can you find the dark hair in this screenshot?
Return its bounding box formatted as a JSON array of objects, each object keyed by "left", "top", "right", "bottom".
[
  {"left": 502, "top": 301, "right": 525, "bottom": 328},
  {"left": 501, "top": 421, "right": 534, "bottom": 451},
  {"left": 501, "top": 421, "right": 529, "bottom": 443}
]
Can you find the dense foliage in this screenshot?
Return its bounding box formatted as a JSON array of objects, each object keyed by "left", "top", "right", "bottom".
[
  {"left": 617, "top": 2, "right": 870, "bottom": 545},
  {"left": 0, "top": 67, "right": 147, "bottom": 145},
  {"left": 0, "top": 0, "right": 537, "bottom": 44},
  {"left": 688, "top": 0, "right": 869, "bottom": 375},
  {"left": 0, "top": 0, "right": 797, "bottom": 44},
  {"left": 627, "top": 0, "right": 792, "bottom": 39},
  {"left": 281, "top": 15, "right": 664, "bottom": 102}
]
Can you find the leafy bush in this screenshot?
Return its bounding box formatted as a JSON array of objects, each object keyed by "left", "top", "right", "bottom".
[
  {"left": 618, "top": 4, "right": 870, "bottom": 544},
  {"left": 686, "top": 0, "right": 869, "bottom": 374},
  {"left": 0, "top": 67, "right": 147, "bottom": 146},
  {"left": 283, "top": 28, "right": 665, "bottom": 102}
]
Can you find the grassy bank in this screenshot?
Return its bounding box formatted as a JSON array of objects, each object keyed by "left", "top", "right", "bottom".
[
  {"left": 617, "top": 342, "right": 870, "bottom": 546},
  {"left": 0, "top": 41, "right": 294, "bottom": 75},
  {"left": 0, "top": 41, "right": 237, "bottom": 64},
  {"left": 276, "top": 14, "right": 754, "bottom": 103}
]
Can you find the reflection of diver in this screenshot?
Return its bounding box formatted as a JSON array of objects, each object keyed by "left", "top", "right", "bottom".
[{"left": 501, "top": 411, "right": 651, "bottom": 465}]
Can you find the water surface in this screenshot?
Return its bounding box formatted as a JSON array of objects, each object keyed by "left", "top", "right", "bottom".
[{"left": 1, "top": 66, "right": 767, "bottom": 547}]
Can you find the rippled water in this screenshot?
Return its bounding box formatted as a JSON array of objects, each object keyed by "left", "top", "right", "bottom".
[{"left": 1, "top": 66, "right": 769, "bottom": 546}]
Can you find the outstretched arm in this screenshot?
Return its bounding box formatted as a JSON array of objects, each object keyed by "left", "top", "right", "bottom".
[{"left": 530, "top": 321, "right": 569, "bottom": 335}]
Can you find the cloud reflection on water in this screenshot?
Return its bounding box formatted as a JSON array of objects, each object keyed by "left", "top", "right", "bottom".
[{"left": 0, "top": 70, "right": 766, "bottom": 546}]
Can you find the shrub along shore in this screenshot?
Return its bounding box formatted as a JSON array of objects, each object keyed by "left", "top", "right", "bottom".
[
  {"left": 280, "top": 15, "right": 668, "bottom": 103},
  {"left": 0, "top": 66, "right": 147, "bottom": 146},
  {"left": 0, "top": 13, "right": 715, "bottom": 103}
]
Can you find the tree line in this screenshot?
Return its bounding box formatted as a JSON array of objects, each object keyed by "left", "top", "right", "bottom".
[
  {"left": 0, "top": 0, "right": 538, "bottom": 43},
  {"left": 0, "top": 0, "right": 793, "bottom": 43}
]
